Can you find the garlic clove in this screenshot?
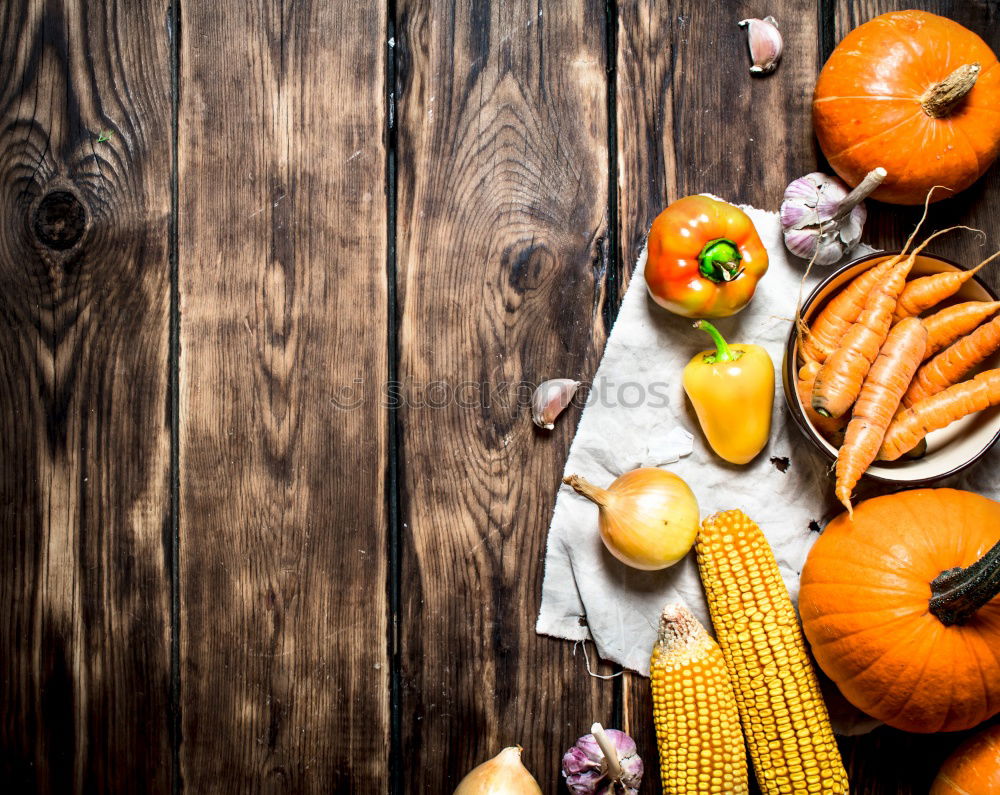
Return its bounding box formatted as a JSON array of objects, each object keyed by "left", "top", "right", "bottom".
[
  {"left": 779, "top": 199, "right": 819, "bottom": 231},
  {"left": 838, "top": 210, "right": 865, "bottom": 248},
  {"left": 781, "top": 173, "right": 841, "bottom": 231},
  {"left": 531, "top": 378, "right": 580, "bottom": 430},
  {"left": 739, "top": 16, "right": 783, "bottom": 75},
  {"left": 782, "top": 172, "right": 825, "bottom": 205},
  {"left": 782, "top": 227, "right": 844, "bottom": 265}
]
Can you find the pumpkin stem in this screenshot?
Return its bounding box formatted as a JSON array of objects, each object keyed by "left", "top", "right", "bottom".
[
  {"left": 921, "top": 63, "right": 980, "bottom": 119},
  {"left": 929, "top": 539, "right": 1000, "bottom": 627}
]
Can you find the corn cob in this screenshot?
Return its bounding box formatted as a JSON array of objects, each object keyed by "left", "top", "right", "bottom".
[
  {"left": 697, "top": 510, "right": 848, "bottom": 795},
  {"left": 650, "top": 602, "right": 749, "bottom": 795}
]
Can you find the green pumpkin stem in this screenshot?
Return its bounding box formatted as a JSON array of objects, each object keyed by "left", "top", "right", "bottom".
[{"left": 929, "top": 539, "right": 1000, "bottom": 627}]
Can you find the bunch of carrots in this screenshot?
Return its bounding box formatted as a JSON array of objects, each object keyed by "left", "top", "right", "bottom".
[{"left": 796, "top": 201, "right": 1000, "bottom": 516}]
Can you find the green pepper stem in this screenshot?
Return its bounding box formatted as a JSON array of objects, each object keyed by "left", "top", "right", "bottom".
[
  {"left": 698, "top": 238, "right": 743, "bottom": 283},
  {"left": 693, "top": 320, "right": 742, "bottom": 364}
]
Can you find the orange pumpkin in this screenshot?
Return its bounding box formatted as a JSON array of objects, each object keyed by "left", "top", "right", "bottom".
[
  {"left": 813, "top": 11, "right": 1000, "bottom": 205},
  {"left": 930, "top": 724, "right": 1000, "bottom": 795},
  {"left": 799, "top": 488, "right": 1000, "bottom": 733}
]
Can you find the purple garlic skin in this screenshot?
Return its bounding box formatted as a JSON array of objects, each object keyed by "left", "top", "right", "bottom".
[
  {"left": 780, "top": 172, "right": 866, "bottom": 265},
  {"left": 561, "top": 729, "right": 643, "bottom": 795},
  {"left": 780, "top": 168, "right": 886, "bottom": 265}
]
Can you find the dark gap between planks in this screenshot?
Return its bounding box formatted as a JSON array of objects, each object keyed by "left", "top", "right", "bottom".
[
  {"left": 819, "top": 0, "right": 836, "bottom": 65},
  {"left": 605, "top": 0, "right": 625, "bottom": 732},
  {"left": 168, "top": 1, "right": 182, "bottom": 792},
  {"left": 384, "top": 0, "right": 403, "bottom": 792},
  {"left": 604, "top": 0, "right": 622, "bottom": 334}
]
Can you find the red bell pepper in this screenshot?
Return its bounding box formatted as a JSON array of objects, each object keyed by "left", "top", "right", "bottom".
[{"left": 645, "top": 195, "right": 769, "bottom": 318}]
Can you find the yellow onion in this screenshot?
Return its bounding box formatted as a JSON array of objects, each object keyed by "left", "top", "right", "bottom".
[
  {"left": 453, "top": 746, "right": 543, "bottom": 794},
  {"left": 563, "top": 468, "right": 699, "bottom": 570}
]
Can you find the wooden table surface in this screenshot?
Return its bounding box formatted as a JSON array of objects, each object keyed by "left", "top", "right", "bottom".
[{"left": 2, "top": 0, "right": 998, "bottom": 792}]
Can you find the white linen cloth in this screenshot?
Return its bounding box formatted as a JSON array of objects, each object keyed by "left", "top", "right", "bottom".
[{"left": 536, "top": 204, "right": 1000, "bottom": 732}]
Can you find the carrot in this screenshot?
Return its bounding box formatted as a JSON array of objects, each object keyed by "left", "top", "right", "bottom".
[
  {"left": 798, "top": 191, "right": 939, "bottom": 364},
  {"left": 811, "top": 228, "right": 955, "bottom": 419},
  {"left": 835, "top": 318, "right": 927, "bottom": 515},
  {"left": 796, "top": 360, "right": 847, "bottom": 445},
  {"left": 922, "top": 300, "right": 1000, "bottom": 359},
  {"left": 801, "top": 257, "right": 900, "bottom": 364},
  {"left": 880, "top": 369, "right": 1000, "bottom": 461},
  {"left": 901, "top": 314, "right": 1000, "bottom": 408},
  {"left": 893, "top": 250, "right": 1000, "bottom": 321}
]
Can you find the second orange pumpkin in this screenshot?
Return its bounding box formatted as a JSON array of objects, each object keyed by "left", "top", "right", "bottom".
[{"left": 930, "top": 724, "right": 1000, "bottom": 795}]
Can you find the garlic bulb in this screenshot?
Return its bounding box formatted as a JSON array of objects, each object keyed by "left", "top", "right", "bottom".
[
  {"left": 453, "top": 746, "right": 543, "bottom": 794},
  {"left": 739, "top": 16, "right": 782, "bottom": 75},
  {"left": 562, "top": 723, "right": 643, "bottom": 795},
  {"left": 780, "top": 168, "right": 886, "bottom": 265},
  {"left": 532, "top": 378, "right": 580, "bottom": 430}
]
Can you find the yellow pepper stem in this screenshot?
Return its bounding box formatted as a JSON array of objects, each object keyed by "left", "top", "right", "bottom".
[{"left": 693, "top": 320, "right": 744, "bottom": 364}]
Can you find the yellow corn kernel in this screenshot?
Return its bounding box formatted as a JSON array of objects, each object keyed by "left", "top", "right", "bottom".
[
  {"left": 650, "top": 602, "right": 749, "bottom": 795},
  {"left": 697, "top": 510, "right": 849, "bottom": 795}
]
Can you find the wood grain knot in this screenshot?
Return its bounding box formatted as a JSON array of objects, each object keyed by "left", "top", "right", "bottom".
[{"left": 33, "top": 191, "right": 86, "bottom": 250}]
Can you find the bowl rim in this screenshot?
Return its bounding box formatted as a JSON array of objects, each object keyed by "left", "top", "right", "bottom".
[{"left": 782, "top": 249, "right": 1000, "bottom": 485}]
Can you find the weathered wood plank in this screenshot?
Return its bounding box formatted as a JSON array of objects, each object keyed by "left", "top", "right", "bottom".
[
  {"left": 832, "top": 0, "right": 1000, "bottom": 291},
  {"left": 616, "top": 3, "right": 819, "bottom": 793},
  {"left": 617, "top": 0, "right": 824, "bottom": 294},
  {"left": 394, "top": 0, "right": 615, "bottom": 788},
  {"left": 177, "top": 2, "right": 390, "bottom": 790},
  {"left": 0, "top": 0, "right": 173, "bottom": 791}
]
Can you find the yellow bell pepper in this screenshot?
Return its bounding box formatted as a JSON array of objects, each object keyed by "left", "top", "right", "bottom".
[{"left": 682, "top": 321, "right": 774, "bottom": 465}]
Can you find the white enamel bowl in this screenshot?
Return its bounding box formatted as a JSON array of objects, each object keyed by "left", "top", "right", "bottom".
[{"left": 783, "top": 251, "right": 1000, "bottom": 484}]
